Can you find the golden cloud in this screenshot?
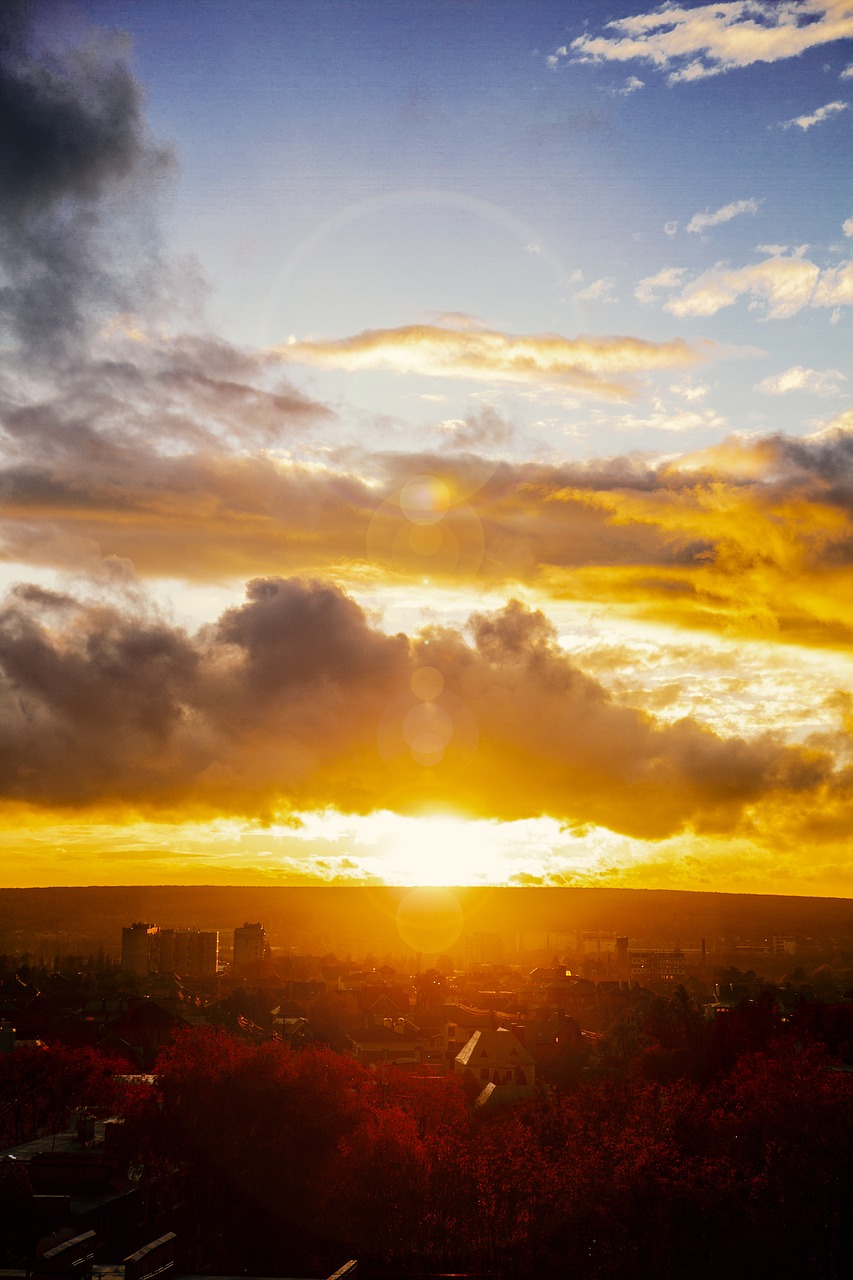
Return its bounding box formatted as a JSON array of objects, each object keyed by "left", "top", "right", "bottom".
[
  {"left": 275, "top": 323, "right": 711, "bottom": 398},
  {"left": 6, "top": 359, "right": 853, "bottom": 654}
]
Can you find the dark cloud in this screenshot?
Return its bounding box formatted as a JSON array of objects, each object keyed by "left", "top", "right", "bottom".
[
  {"left": 0, "top": 576, "right": 842, "bottom": 837},
  {"left": 0, "top": 3, "right": 173, "bottom": 354}
]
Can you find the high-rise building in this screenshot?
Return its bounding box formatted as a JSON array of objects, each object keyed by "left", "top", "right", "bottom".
[
  {"left": 158, "top": 929, "right": 219, "bottom": 977},
  {"left": 121, "top": 923, "right": 160, "bottom": 976},
  {"left": 233, "top": 922, "right": 265, "bottom": 972}
]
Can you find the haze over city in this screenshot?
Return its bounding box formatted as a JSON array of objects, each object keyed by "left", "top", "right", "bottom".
[{"left": 2, "top": 0, "right": 853, "bottom": 896}]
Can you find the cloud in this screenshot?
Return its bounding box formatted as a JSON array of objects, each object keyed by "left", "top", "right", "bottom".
[
  {"left": 686, "top": 198, "right": 760, "bottom": 234},
  {"left": 635, "top": 266, "right": 689, "bottom": 304},
  {"left": 275, "top": 322, "right": 709, "bottom": 399},
  {"left": 662, "top": 249, "right": 853, "bottom": 318},
  {"left": 573, "top": 277, "right": 617, "bottom": 303},
  {"left": 756, "top": 365, "right": 847, "bottom": 394},
  {"left": 843, "top": 216, "right": 853, "bottom": 235},
  {"left": 9, "top": 408, "right": 853, "bottom": 662},
  {"left": 0, "top": 5, "right": 173, "bottom": 357},
  {"left": 567, "top": 1, "right": 853, "bottom": 84},
  {"left": 842, "top": 62, "right": 853, "bottom": 78},
  {"left": 780, "top": 99, "right": 848, "bottom": 129},
  {"left": 664, "top": 220, "right": 678, "bottom": 237},
  {"left": 436, "top": 407, "right": 515, "bottom": 450},
  {"left": 0, "top": 575, "right": 843, "bottom": 841},
  {"left": 616, "top": 75, "right": 645, "bottom": 94}
]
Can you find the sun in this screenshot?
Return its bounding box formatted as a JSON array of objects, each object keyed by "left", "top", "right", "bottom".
[{"left": 377, "top": 812, "right": 502, "bottom": 886}]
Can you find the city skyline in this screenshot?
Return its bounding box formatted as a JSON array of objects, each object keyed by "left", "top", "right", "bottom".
[{"left": 1, "top": 1, "right": 853, "bottom": 893}]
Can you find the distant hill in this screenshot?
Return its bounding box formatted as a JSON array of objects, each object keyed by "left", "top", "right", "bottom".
[{"left": 0, "top": 884, "right": 851, "bottom": 961}]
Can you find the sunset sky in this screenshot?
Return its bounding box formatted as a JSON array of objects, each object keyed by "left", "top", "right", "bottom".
[{"left": 2, "top": 0, "right": 853, "bottom": 894}]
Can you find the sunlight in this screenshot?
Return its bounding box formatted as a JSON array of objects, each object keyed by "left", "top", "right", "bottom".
[{"left": 377, "top": 812, "right": 503, "bottom": 885}]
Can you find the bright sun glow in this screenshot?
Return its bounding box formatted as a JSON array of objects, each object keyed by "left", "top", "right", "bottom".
[{"left": 375, "top": 813, "right": 504, "bottom": 885}]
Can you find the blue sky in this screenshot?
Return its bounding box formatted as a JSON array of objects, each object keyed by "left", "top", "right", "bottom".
[{"left": 66, "top": 0, "right": 852, "bottom": 460}]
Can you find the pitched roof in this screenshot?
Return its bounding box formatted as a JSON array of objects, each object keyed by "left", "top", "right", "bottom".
[{"left": 455, "top": 1026, "right": 535, "bottom": 1069}]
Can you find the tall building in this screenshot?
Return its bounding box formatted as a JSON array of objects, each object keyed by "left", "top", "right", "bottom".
[
  {"left": 121, "top": 923, "right": 160, "bottom": 976},
  {"left": 158, "top": 929, "right": 219, "bottom": 977},
  {"left": 233, "top": 922, "right": 266, "bottom": 972}
]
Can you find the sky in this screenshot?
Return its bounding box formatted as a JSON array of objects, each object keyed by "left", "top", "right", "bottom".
[{"left": 1, "top": 0, "right": 853, "bottom": 894}]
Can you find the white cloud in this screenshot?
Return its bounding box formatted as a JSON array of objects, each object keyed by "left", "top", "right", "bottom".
[
  {"left": 663, "top": 250, "right": 853, "bottom": 319},
  {"left": 840, "top": 62, "right": 853, "bottom": 78},
  {"left": 756, "top": 365, "right": 847, "bottom": 395},
  {"left": 574, "top": 276, "right": 617, "bottom": 302},
  {"left": 634, "top": 266, "right": 688, "bottom": 305},
  {"left": 610, "top": 406, "right": 726, "bottom": 433},
  {"left": 664, "top": 220, "right": 678, "bottom": 237},
  {"left": 617, "top": 75, "right": 645, "bottom": 94},
  {"left": 670, "top": 380, "right": 710, "bottom": 402},
  {"left": 843, "top": 216, "right": 853, "bottom": 236},
  {"left": 686, "top": 198, "right": 760, "bottom": 234},
  {"left": 780, "top": 99, "right": 848, "bottom": 129},
  {"left": 568, "top": 2, "right": 853, "bottom": 84}
]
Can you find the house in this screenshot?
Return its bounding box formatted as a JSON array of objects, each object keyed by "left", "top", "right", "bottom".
[
  {"left": 414, "top": 1003, "right": 493, "bottom": 1067},
  {"left": 454, "top": 1027, "right": 536, "bottom": 1097},
  {"left": 348, "top": 1018, "right": 424, "bottom": 1067}
]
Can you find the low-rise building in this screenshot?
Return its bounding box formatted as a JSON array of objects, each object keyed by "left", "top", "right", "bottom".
[{"left": 454, "top": 1027, "right": 536, "bottom": 1094}]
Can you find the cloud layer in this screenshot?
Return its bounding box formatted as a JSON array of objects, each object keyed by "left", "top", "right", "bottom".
[{"left": 7, "top": 386, "right": 853, "bottom": 652}]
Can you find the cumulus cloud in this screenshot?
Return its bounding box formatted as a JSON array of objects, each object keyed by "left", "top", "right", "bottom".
[
  {"left": 756, "top": 365, "right": 847, "bottom": 395},
  {"left": 567, "top": 1, "right": 853, "bottom": 84},
  {"left": 275, "top": 322, "right": 709, "bottom": 399},
  {"left": 843, "top": 215, "right": 853, "bottom": 235},
  {"left": 662, "top": 249, "right": 853, "bottom": 318},
  {"left": 0, "top": 576, "right": 842, "bottom": 840},
  {"left": 686, "top": 198, "right": 760, "bottom": 234},
  {"left": 780, "top": 99, "right": 848, "bottom": 129}
]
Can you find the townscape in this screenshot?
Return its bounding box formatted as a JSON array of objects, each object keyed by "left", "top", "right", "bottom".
[{"left": 2, "top": 894, "right": 852, "bottom": 1278}]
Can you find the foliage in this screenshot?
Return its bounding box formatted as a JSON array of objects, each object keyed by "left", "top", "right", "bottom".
[
  {"left": 0, "top": 1042, "right": 125, "bottom": 1147},
  {"left": 114, "top": 1024, "right": 853, "bottom": 1279}
]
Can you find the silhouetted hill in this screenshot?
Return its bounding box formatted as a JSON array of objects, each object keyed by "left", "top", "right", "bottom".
[{"left": 0, "top": 885, "right": 851, "bottom": 961}]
